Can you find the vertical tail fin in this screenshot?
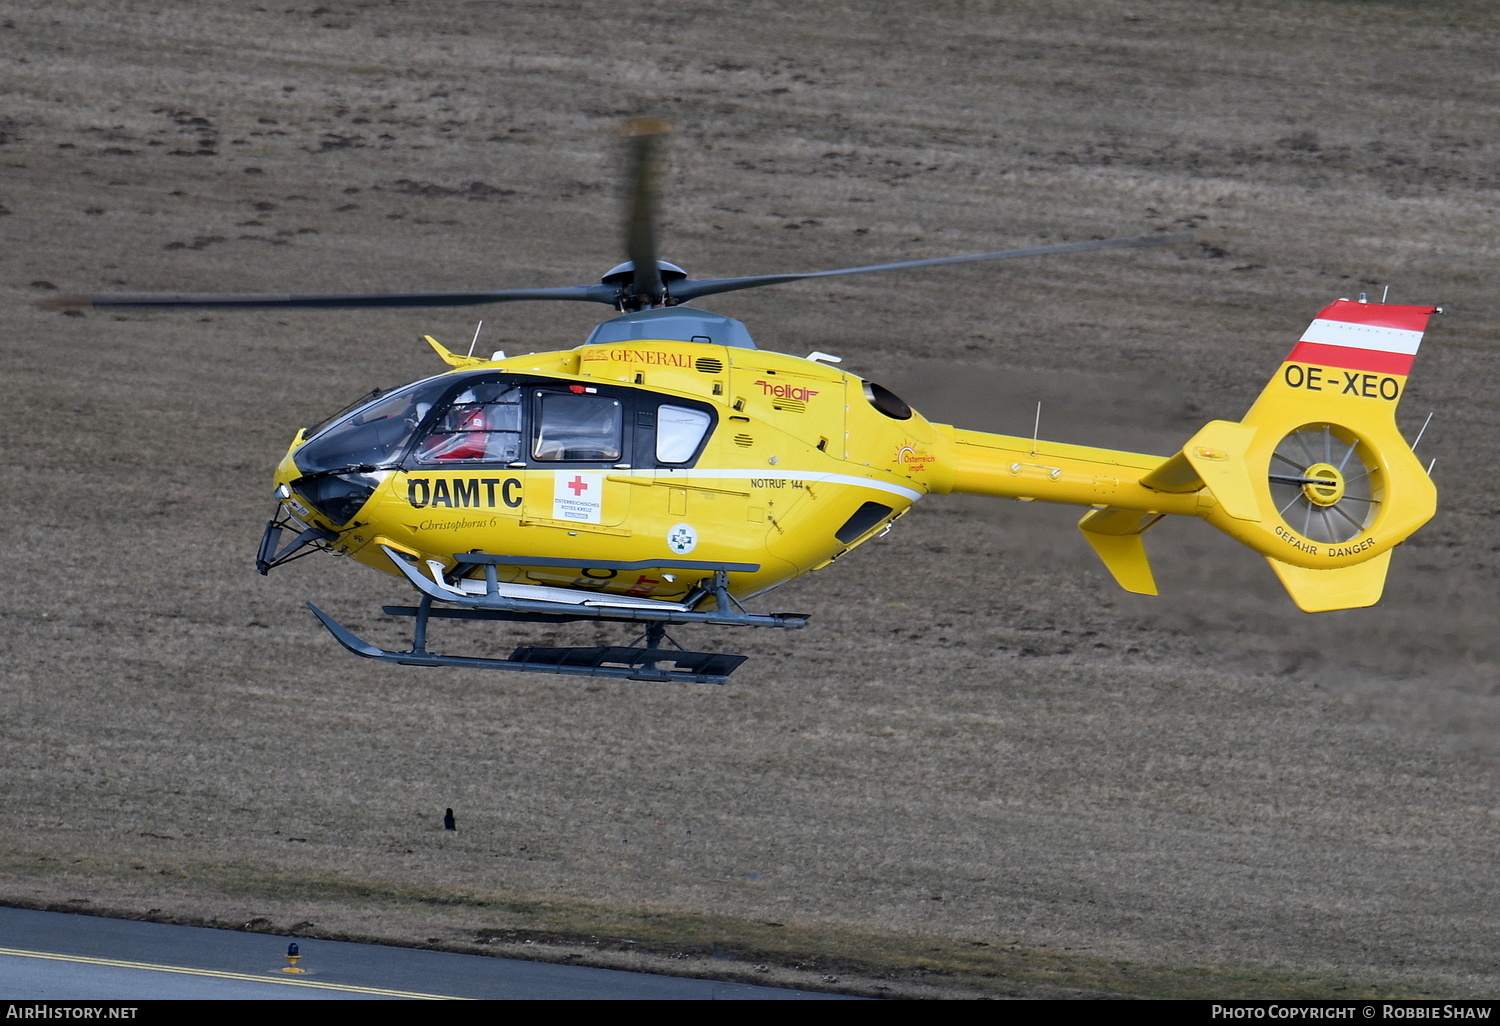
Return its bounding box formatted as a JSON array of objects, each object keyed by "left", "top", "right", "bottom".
[
  {"left": 1240, "top": 299, "right": 1438, "bottom": 608},
  {"left": 1104, "top": 298, "right": 1439, "bottom": 611}
]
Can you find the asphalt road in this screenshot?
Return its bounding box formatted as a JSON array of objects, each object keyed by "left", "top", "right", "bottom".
[{"left": 0, "top": 907, "right": 850, "bottom": 1000}]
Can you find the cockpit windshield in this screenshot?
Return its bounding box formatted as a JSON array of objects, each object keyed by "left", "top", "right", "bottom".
[{"left": 294, "top": 376, "right": 453, "bottom": 475}]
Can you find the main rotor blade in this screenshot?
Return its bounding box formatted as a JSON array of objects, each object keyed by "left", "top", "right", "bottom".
[
  {"left": 670, "top": 232, "right": 1193, "bottom": 302},
  {"left": 621, "top": 118, "right": 671, "bottom": 301},
  {"left": 39, "top": 284, "right": 617, "bottom": 313},
  {"left": 39, "top": 232, "right": 1193, "bottom": 314}
]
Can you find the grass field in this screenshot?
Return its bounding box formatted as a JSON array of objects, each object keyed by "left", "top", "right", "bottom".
[{"left": 2, "top": 0, "right": 1498, "bottom": 998}]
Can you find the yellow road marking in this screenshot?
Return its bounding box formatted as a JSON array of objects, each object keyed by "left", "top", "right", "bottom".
[{"left": 0, "top": 946, "right": 464, "bottom": 999}]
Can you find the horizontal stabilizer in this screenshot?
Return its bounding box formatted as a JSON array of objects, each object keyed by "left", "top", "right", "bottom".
[
  {"left": 1140, "top": 420, "right": 1261, "bottom": 522},
  {"left": 1136, "top": 450, "right": 1200, "bottom": 493},
  {"left": 1266, "top": 549, "right": 1392, "bottom": 612}
]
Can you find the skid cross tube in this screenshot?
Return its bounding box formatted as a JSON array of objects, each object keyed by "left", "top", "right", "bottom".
[{"left": 382, "top": 546, "right": 807, "bottom": 629}]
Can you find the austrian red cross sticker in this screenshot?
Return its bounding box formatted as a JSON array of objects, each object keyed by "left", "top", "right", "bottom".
[{"left": 552, "top": 472, "right": 603, "bottom": 523}]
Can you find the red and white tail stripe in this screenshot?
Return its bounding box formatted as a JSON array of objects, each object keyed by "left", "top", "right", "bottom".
[{"left": 1285, "top": 299, "right": 1437, "bottom": 376}]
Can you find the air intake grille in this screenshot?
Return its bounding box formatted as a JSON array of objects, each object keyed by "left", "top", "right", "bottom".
[
  {"left": 694, "top": 357, "right": 724, "bottom": 374},
  {"left": 734, "top": 433, "right": 754, "bottom": 447}
]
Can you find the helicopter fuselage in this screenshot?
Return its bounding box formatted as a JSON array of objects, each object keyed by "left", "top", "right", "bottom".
[
  {"left": 267, "top": 296, "right": 1437, "bottom": 635},
  {"left": 271, "top": 308, "right": 958, "bottom": 605}
]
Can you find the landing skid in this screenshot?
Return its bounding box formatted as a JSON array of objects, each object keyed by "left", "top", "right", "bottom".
[
  {"left": 302, "top": 549, "right": 806, "bottom": 683},
  {"left": 308, "top": 600, "right": 751, "bottom": 683}
]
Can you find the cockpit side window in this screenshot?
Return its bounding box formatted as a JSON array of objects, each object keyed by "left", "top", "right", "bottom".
[
  {"left": 533, "top": 392, "right": 623, "bottom": 462},
  {"left": 656, "top": 404, "right": 712, "bottom": 463},
  {"left": 414, "top": 382, "right": 524, "bottom": 464}
]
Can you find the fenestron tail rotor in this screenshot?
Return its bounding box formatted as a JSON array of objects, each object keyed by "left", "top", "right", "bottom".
[{"left": 1268, "top": 424, "right": 1379, "bottom": 544}]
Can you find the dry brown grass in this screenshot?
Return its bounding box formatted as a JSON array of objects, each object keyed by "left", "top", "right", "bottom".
[{"left": 2, "top": 0, "right": 1498, "bottom": 998}]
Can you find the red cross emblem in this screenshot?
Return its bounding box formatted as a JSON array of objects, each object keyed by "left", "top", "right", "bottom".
[{"left": 567, "top": 476, "right": 589, "bottom": 496}]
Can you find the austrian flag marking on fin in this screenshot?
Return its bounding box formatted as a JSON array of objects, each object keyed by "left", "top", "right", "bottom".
[{"left": 1285, "top": 300, "right": 1438, "bottom": 377}]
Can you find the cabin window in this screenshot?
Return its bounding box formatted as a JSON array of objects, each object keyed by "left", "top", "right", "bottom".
[
  {"left": 835, "top": 501, "right": 894, "bottom": 543},
  {"left": 414, "top": 383, "right": 524, "bottom": 464},
  {"left": 533, "top": 392, "right": 622, "bottom": 462},
  {"left": 656, "top": 405, "right": 712, "bottom": 463},
  {"left": 862, "top": 381, "right": 912, "bottom": 420}
]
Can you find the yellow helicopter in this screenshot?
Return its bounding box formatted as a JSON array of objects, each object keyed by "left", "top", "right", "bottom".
[{"left": 47, "top": 123, "right": 1440, "bottom": 683}]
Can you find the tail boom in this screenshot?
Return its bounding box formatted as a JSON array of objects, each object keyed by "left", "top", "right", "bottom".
[
  {"left": 931, "top": 298, "right": 1438, "bottom": 612},
  {"left": 934, "top": 427, "right": 1200, "bottom": 517}
]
